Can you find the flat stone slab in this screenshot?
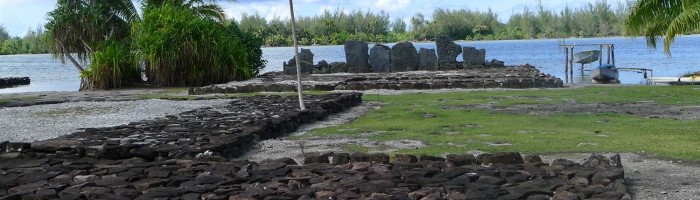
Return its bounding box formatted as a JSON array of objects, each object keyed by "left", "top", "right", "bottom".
[{"left": 190, "top": 65, "right": 564, "bottom": 95}]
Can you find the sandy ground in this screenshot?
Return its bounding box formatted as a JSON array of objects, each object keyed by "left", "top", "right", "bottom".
[{"left": 241, "top": 100, "right": 700, "bottom": 200}]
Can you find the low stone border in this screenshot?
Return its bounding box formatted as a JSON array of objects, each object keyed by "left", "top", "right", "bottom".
[
  {"left": 0, "top": 77, "right": 30, "bottom": 88},
  {"left": 0, "top": 93, "right": 362, "bottom": 161},
  {"left": 189, "top": 65, "right": 563, "bottom": 95},
  {"left": 0, "top": 152, "right": 629, "bottom": 200}
]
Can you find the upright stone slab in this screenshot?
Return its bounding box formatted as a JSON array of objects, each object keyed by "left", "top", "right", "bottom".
[
  {"left": 418, "top": 48, "right": 438, "bottom": 71},
  {"left": 345, "top": 41, "right": 370, "bottom": 73},
  {"left": 463, "top": 47, "right": 486, "bottom": 69},
  {"left": 391, "top": 42, "right": 419, "bottom": 72},
  {"left": 283, "top": 49, "right": 314, "bottom": 74},
  {"left": 369, "top": 44, "right": 391, "bottom": 73},
  {"left": 298, "top": 48, "right": 315, "bottom": 73},
  {"left": 436, "top": 36, "right": 462, "bottom": 70}
]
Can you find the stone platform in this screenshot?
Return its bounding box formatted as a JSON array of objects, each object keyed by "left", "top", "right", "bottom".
[
  {"left": 189, "top": 65, "right": 563, "bottom": 95},
  {"left": 1, "top": 93, "right": 362, "bottom": 161},
  {"left": 0, "top": 152, "right": 630, "bottom": 200},
  {"left": 0, "top": 77, "right": 30, "bottom": 88}
]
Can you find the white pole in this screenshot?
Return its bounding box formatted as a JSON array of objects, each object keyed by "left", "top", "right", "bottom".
[{"left": 289, "top": 0, "right": 306, "bottom": 110}]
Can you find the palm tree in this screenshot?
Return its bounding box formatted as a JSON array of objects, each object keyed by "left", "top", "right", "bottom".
[
  {"left": 625, "top": 0, "right": 700, "bottom": 55},
  {"left": 141, "top": 0, "right": 235, "bottom": 23},
  {"left": 289, "top": 0, "right": 306, "bottom": 110}
]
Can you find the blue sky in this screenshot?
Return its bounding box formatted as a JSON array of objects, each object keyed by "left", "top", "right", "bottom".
[{"left": 0, "top": 0, "right": 619, "bottom": 37}]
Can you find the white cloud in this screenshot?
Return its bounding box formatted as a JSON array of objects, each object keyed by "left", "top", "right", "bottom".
[
  {"left": 373, "top": 0, "right": 411, "bottom": 12},
  {"left": 225, "top": 1, "right": 291, "bottom": 22}
]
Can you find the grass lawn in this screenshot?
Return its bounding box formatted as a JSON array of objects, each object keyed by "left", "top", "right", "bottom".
[{"left": 304, "top": 86, "right": 700, "bottom": 161}]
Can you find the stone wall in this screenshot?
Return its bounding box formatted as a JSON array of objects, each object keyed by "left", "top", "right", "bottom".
[
  {"left": 1, "top": 93, "right": 362, "bottom": 161},
  {"left": 190, "top": 65, "right": 563, "bottom": 95},
  {"left": 0, "top": 151, "right": 631, "bottom": 200},
  {"left": 0, "top": 77, "right": 30, "bottom": 88}
]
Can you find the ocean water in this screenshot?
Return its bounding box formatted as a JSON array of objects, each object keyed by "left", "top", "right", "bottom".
[
  {"left": 2, "top": 36, "right": 700, "bottom": 93},
  {"left": 0, "top": 54, "right": 80, "bottom": 93}
]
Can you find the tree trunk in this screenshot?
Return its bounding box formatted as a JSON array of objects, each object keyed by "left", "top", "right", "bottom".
[
  {"left": 60, "top": 42, "right": 92, "bottom": 90},
  {"left": 289, "top": 0, "right": 306, "bottom": 110},
  {"left": 79, "top": 77, "right": 94, "bottom": 91}
]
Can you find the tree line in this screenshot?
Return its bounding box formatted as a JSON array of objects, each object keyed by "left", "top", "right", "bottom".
[
  {"left": 236, "top": 0, "right": 632, "bottom": 46},
  {"left": 0, "top": 25, "right": 50, "bottom": 55}
]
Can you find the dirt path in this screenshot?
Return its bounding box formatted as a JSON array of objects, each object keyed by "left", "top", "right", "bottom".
[{"left": 241, "top": 101, "right": 700, "bottom": 200}]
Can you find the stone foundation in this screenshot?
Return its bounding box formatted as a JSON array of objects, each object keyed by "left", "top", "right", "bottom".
[
  {"left": 0, "top": 152, "right": 630, "bottom": 200},
  {"left": 190, "top": 65, "right": 563, "bottom": 95},
  {"left": 0, "top": 77, "right": 30, "bottom": 88}
]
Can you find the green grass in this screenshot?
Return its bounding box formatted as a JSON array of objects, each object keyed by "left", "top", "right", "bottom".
[
  {"left": 0, "top": 95, "right": 40, "bottom": 105},
  {"left": 305, "top": 86, "right": 700, "bottom": 161}
]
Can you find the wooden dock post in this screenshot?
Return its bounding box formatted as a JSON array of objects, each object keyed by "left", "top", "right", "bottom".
[
  {"left": 565, "top": 46, "right": 569, "bottom": 83},
  {"left": 570, "top": 47, "right": 574, "bottom": 81},
  {"left": 611, "top": 45, "right": 615, "bottom": 65},
  {"left": 599, "top": 45, "right": 603, "bottom": 66},
  {"left": 607, "top": 45, "right": 611, "bottom": 64}
]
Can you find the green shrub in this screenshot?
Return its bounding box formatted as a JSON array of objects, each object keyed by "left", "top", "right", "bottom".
[
  {"left": 82, "top": 40, "right": 139, "bottom": 89},
  {"left": 133, "top": 4, "right": 254, "bottom": 87}
]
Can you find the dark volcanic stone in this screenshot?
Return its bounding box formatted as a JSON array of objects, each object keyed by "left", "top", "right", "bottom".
[
  {"left": 390, "top": 42, "right": 419, "bottom": 72},
  {"left": 195, "top": 173, "right": 225, "bottom": 184},
  {"left": 329, "top": 62, "right": 348, "bottom": 73},
  {"left": 30, "top": 140, "right": 82, "bottom": 152},
  {"left": 446, "top": 154, "right": 476, "bottom": 166},
  {"left": 331, "top": 153, "right": 349, "bottom": 165},
  {"left": 314, "top": 60, "right": 330, "bottom": 74},
  {"left": 394, "top": 154, "right": 418, "bottom": 163},
  {"left": 524, "top": 155, "right": 543, "bottom": 163},
  {"left": 463, "top": 46, "right": 486, "bottom": 68},
  {"left": 418, "top": 48, "right": 438, "bottom": 71},
  {"left": 436, "top": 35, "right": 462, "bottom": 70},
  {"left": 345, "top": 41, "right": 370, "bottom": 73},
  {"left": 479, "top": 152, "right": 524, "bottom": 165},
  {"left": 350, "top": 152, "right": 389, "bottom": 163},
  {"left": 369, "top": 44, "right": 391, "bottom": 73}
]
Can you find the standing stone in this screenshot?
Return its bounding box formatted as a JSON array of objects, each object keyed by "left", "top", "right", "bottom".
[
  {"left": 391, "top": 42, "right": 419, "bottom": 72},
  {"left": 283, "top": 49, "right": 315, "bottom": 75},
  {"left": 298, "top": 48, "right": 315, "bottom": 73},
  {"left": 418, "top": 48, "right": 438, "bottom": 71},
  {"left": 436, "top": 36, "right": 462, "bottom": 70},
  {"left": 345, "top": 41, "right": 370, "bottom": 73},
  {"left": 463, "top": 47, "right": 486, "bottom": 69},
  {"left": 369, "top": 44, "right": 391, "bottom": 73},
  {"left": 329, "top": 62, "right": 348, "bottom": 73}
]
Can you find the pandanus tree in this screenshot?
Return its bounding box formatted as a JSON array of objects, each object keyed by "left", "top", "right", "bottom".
[
  {"left": 625, "top": 0, "right": 700, "bottom": 55},
  {"left": 45, "top": 0, "right": 260, "bottom": 90},
  {"left": 45, "top": 0, "right": 139, "bottom": 90}
]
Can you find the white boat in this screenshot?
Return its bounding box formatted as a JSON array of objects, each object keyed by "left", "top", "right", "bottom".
[
  {"left": 591, "top": 64, "right": 619, "bottom": 83},
  {"left": 649, "top": 76, "right": 700, "bottom": 85},
  {"left": 573, "top": 50, "right": 601, "bottom": 64}
]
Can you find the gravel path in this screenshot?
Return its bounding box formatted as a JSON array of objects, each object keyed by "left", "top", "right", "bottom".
[{"left": 0, "top": 99, "right": 228, "bottom": 142}]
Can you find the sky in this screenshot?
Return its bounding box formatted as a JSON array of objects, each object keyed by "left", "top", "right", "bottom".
[{"left": 0, "top": 0, "right": 619, "bottom": 37}]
